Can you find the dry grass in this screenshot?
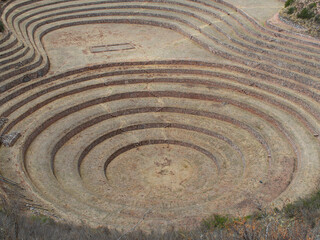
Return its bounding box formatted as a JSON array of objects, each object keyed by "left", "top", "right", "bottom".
[
  {"left": 1, "top": 175, "right": 320, "bottom": 239},
  {"left": 2, "top": 189, "right": 320, "bottom": 240}
]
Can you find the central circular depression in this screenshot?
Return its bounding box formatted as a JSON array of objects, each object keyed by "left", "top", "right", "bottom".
[{"left": 106, "top": 143, "right": 218, "bottom": 203}]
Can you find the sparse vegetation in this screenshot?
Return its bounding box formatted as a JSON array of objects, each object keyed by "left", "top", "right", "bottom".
[
  {"left": 2, "top": 189, "right": 320, "bottom": 239},
  {"left": 297, "top": 7, "right": 315, "bottom": 19},
  {"left": 283, "top": 190, "right": 320, "bottom": 227}
]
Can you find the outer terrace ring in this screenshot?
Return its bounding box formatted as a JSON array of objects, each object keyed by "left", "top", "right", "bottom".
[
  {"left": 1, "top": 64, "right": 314, "bottom": 214},
  {"left": 17, "top": 86, "right": 302, "bottom": 225},
  {"left": 0, "top": 61, "right": 318, "bottom": 212},
  {"left": 21, "top": 105, "right": 296, "bottom": 212}
]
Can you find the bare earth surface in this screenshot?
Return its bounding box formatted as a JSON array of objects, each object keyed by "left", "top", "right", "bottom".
[
  {"left": 0, "top": 0, "right": 320, "bottom": 232},
  {"left": 43, "top": 24, "right": 220, "bottom": 73}
]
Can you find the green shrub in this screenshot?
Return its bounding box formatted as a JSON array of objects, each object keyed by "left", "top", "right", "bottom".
[
  {"left": 287, "top": 7, "right": 296, "bottom": 14},
  {"left": 297, "top": 8, "right": 314, "bottom": 19},
  {"left": 315, "top": 14, "right": 320, "bottom": 24},
  {"left": 202, "top": 214, "right": 230, "bottom": 229},
  {"left": 0, "top": 21, "right": 4, "bottom": 32},
  {"left": 308, "top": 2, "right": 316, "bottom": 9},
  {"left": 285, "top": 0, "right": 295, "bottom": 7}
]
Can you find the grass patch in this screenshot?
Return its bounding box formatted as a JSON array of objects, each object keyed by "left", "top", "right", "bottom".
[
  {"left": 285, "top": 0, "right": 295, "bottom": 7},
  {"left": 297, "top": 8, "right": 314, "bottom": 19}
]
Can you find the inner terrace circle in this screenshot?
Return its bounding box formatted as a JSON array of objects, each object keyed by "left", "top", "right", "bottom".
[{"left": 106, "top": 143, "right": 214, "bottom": 198}]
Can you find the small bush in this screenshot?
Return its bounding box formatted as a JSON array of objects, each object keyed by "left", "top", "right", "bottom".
[
  {"left": 308, "top": 2, "right": 317, "bottom": 9},
  {"left": 315, "top": 14, "right": 320, "bottom": 24},
  {"left": 297, "top": 8, "right": 314, "bottom": 19},
  {"left": 287, "top": 6, "right": 296, "bottom": 14},
  {"left": 285, "top": 0, "right": 295, "bottom": 7},
  {"left": 0, "top": 21, "right": 4, "bottom": 32},
  {"left": 202, "top": 214, "right": 230, "bottom": 229}
]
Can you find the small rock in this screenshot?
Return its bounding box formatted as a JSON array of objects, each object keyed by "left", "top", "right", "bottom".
[
  {"left": 0, "top": 118, "right": 8, "bottom": 129},
  {"left": 22, "top": 75, "right": 31, "bottom": 83},
  {"left": 0, "top": 86, "right": 6, "bottom": 93},
  {"left": 0, "top": 132, "right": 21, "bottom": 147},
  {"left": 37, "top": 69, "right": 44, "bottom": 78},
  {"left": 15, "top": 62, "right": 23, "bottom": 69}
]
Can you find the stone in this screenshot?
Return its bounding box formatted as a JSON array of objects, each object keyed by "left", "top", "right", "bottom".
[
  {"left": 22, "top": 75, "right": 31, "bottom": 83},
  {"left": 0, "top": 118, "right": 8, "bottom": 129},
  {"left": 0, "top": 132, "right": 21, "bottom": 147}
]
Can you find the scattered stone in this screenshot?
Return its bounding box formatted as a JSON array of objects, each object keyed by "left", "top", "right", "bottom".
[
  {"left": 0, "top": 86, "right": 6, "bottom": 93},
  {"left": 0, "top": 132, "right": 21, "bottom": 147},
  {"left": 15, "top": 62, "right": 23, "bottom": 69},
  {"left": 0, "top": 117, "right": 8, "bottom": 129},
  {"left": 22, "top": 74, "right": 31, "bottom": 83},
  {"left": 37, "top": 69, "right": 44, "bottom": 78}
]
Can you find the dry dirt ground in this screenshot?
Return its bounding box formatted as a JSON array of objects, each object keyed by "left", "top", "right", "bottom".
[{"left": 0, "top": 0, "right": 320, "bottom": 232}]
